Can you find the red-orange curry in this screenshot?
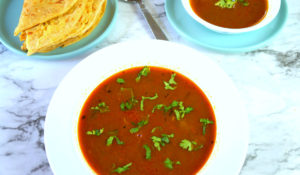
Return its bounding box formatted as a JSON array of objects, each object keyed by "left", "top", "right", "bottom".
[
  {"left": 78, "top": 66, "right": 216, "bottom": 175},
  {"left": 190, "top": 0, "right": 268, "bottom": 28}
]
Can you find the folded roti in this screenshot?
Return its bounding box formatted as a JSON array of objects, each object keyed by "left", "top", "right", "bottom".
[
  {"left": 14, "top": 0, "right": 78, "bottom": 36},
  {"left": 22, "top": 0, "right": 88, "bottom": 55},
  {"left": 38, "top": 0, "right": 107, "bottom": 52},
  {"left": 21, "top": 0, "right": 107, "bottom": 55}
]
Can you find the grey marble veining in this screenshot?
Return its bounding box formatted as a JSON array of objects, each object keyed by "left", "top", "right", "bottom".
[{"left": 1, "top": 0, "right": 300, "bottom": 174}]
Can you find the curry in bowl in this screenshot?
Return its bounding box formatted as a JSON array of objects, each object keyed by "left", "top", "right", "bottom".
[
  {"left": 78, "top": 66, "right": 216, "bottom": 174},
  {"left": 189, "top": 0, "right": 268, "bottom": 29}
]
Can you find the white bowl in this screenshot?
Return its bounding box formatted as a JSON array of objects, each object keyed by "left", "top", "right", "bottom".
[
  {"left": 181, "top": 0, "right": 281, "bottom": 34},
  {"left": 44, "top": 40, "right": 248, "bottom": 175}
]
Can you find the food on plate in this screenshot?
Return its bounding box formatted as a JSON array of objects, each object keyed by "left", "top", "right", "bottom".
[
  {"left": 189, "top": 0, "right": 268, "bottom": 28},
  {"left": 78, "top": 66, "right": 217, "bottom": 174},
  {"left": 14, "top": 0, "right": 107, "bottom": 55}
]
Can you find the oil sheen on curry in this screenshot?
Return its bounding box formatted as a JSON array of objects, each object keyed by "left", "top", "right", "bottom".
[
  {"left": 190, "top": 0, "right": 268, "bottom": 28},
  {"left": 78, "top": 66, "right": 216, "bottom": 175}
]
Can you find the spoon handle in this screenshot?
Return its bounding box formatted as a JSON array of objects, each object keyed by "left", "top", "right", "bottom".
[{"left": 137, "top": 0, "right": 168, "bottom": 40}]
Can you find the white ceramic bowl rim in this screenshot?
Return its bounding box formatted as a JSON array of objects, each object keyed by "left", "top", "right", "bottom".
[{"left": 181, "top": 0, "right": 281, "bottom": 33}]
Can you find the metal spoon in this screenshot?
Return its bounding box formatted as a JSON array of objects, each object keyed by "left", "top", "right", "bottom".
[{"left": 121, "top": 0, "right": 168, "bottom": 40}]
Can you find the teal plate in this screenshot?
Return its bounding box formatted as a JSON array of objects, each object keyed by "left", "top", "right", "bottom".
[
  {"left": 165, "top": 0, "right": 288, "bottom": 53},
  {"left": 0, "top": 0, "right": 118, "bottom": 59}
]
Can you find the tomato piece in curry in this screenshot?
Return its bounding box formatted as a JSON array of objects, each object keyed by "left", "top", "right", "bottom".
[
  {"left": 78, "top": 66, "right": 216, "bottom": 175},
  {"left": 190, "top": 0, "right": 268, "bottom": 28}
]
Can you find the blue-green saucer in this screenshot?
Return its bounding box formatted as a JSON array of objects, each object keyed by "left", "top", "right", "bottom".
[{"left": 0, "top": 0, "right": 118, "bottom": 59}]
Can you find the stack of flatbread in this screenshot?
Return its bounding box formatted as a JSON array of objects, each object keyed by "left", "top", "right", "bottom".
[{"left": 14, "top": 0, "right": 107, "bottom": 55}]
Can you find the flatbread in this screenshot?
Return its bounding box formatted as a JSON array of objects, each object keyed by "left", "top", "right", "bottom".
[
  {"left": 23, "top": 0, "right": 88, "bottom": 55},
  {"left": 14, "top": 0, "right": 78, "bottom": 36},
  {"left": 15, "top": 0, "right": 107, "bottom": 55},
  {"left": 38, "top": 0, "right": 107, "bottom": 52}
]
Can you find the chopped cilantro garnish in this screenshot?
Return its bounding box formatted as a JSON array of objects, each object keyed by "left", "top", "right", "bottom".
[
  {"left": 151, "top": 126, "right": 162, "bottom": 133},
  {"left": 164, "top": 73, "right": 177, "bottom": 90},
  {"left": 179, "top": 139, "right": 203, "bottom": 151},
  {"left": 165, "top": 101, "right": 193, "bottom": 120},
  {"left": 215, "top": 0, "right": 236, "bottom": 8},
  {"left": 116, "top": 78, "right": 125, "bottom": 84},
  {"left": 136, "top": 66, "right": 150, "bottom": 82},
  {"left": 143, "top": 144, "right": 151, "bottom": 160},
  {"left": 91, "top": 102, "right": 109, "bottom": 113},
  {"left": 215, "top": 0, "right": 249, "bottom": 8},
  {"left": 112, "top": 162, "right": 132, "bottom": 174},
  {"left": 120, "top": 88, "right": 138, "bottom": 111},
  {"left": 151, "top": 133, "right": 174, "bottom": 151},
  {"left": 164, "top": 100, "right": 179, "bottom": 112},
  {"left": 130, "top": 115, "right": 149, "bottom": 134},
  {"left": 164, "top": 158, "right": 180, "bottom": 170},
  {"left": 140, "top": 93, "right": 158, "bottom": 111},
  {"left": 106, "top": 136, "right": 124, "bottom": 146},
  {"left": 174, "top": 102, "right": 193, "bottom": 120},
  {"left": 152, "top": 104, "right": 164, "bottom": 113},
  {"left": 238, "top": 0, "right": 249, "bottom": 6},
  {"left": 152, "top": 136, "right": 162, "bottom": 151},
  {"left": 152, "top": 101, "right": 193, "bottom": 120},
  {"left": 86, "top": 128, "right": 104, "bottom": 136},
  {"left": 200, "top": 118, "right": 214, "bottom": 135}
]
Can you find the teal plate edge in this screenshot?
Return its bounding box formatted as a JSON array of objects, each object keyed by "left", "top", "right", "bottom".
[
  {"left": 0, "top": 0, "right": 118, "bottom": 60},
  {"left": 165, "top": 0, "right": 288, "bottom": 53}
]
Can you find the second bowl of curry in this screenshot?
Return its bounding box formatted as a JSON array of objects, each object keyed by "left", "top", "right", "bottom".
[{"left": 181, "top": 0, "right": 281, "bottom": 34}]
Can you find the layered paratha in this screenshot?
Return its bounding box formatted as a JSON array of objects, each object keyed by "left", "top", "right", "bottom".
[{"left": 15, "top": 0, "right": 107, "bottom": 55}]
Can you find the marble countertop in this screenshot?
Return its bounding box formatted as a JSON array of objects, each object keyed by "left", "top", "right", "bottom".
[{"left": 1, "top": 0, "right": 300, "bottom": 174}]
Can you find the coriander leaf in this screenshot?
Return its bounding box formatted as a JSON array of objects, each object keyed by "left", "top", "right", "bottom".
[
  {"left": 129, "top": 127, "right": 139, "bottom": 134},
  {"left": 193, "top": 145, "right": 204, "bottom": 151},
  {"left": 185, "top": 107, "right": 193, "bottom": 114},
  {"left": 242, "top": 1, "right": 249, "bottom": 6},
  {"left": 164, "top": 101, "right": 193, "bottom": 120},
  {"left": 151, "top": 136, "right": 162, "bottom": 151},
  {"left": 91, "top": 102, "right": 110, "bottom": 113},
  {"left": 120, "top": 88, "right": 138, "bottom": 111},
  {"left": 151, "top": 133, "right": 174, "bottom": 151},
  {"left": 112, "top": 162, "right": 132, "bottom": 174},
  {"left": 179, "top": 139, "right": 195, "bottom": 151},
  {"left": 106, "top": 136, "right": 124, "bottom": 146},
  {"left": 143, "top": 144, "right": 151, "bottom": 160},
  {"left": 140, "top": 93, "right": 158, "bottom": 111},
  {"left": 163, "top": 73, "right": 177, "bottom": 90},
  {"left": 115, "top": 137, "right": 124, "bottom": 145},
  {"left": 86, "top": 128, "right": 104, "bottom": 136},
  {"left": 175, "top": 102, "right": 193, "bottom": 120},
  {"left": 215, "top": 0, "right": 249, "bottom": 8},
  {"left": 164, "top": 100, "right": 179, "bottom": 112},
  {"left": 106, "top": 136, "right": 115, "bottom": 146},
  {"left": 152, "top": 104, "right": 164, "bottom": 113},
  {"left": 174, "top": 109, "right": 181, "bottom": 120},
  {"left": 151, "top": 126, "right": 162, "bottom": 133},
  {"left": 238, "top": 0, "right": 249, "bottom": 6},
  {"left": 169, "top": 73, "right": 177, "bottom": 85},
  {"left": 200, "top": 118, "right": 214, "bottom": 135},
  {"left": 179, "top": 139, "right": 203, "bottom": 151},
  {"left": 164, "top": 81, "right": 176, "bottom": 90},
  {"left": 164, "top": 158, "right": 173, "bottom": 169},
  {"left": 161, "top": 133, "right": 174, "bottom": 144},
  {"left": 136, "top": 66, "right": 150, "bottom": 82},
  {"left": 116, "top": 78, "right": 125, "bottom": 84},
  {"left": 164, "top": 158, "right": 180, "bottom": 170},
  {"left": 215, "top": 0, "right": 237, "bottom": 8},
  {"left": 130, "top": 116, "right": 149, "bottom": 134}
]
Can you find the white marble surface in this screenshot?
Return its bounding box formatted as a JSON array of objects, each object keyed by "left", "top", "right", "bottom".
[{"left": 0, "top": 0, "right": 300, "bottom": 174}]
